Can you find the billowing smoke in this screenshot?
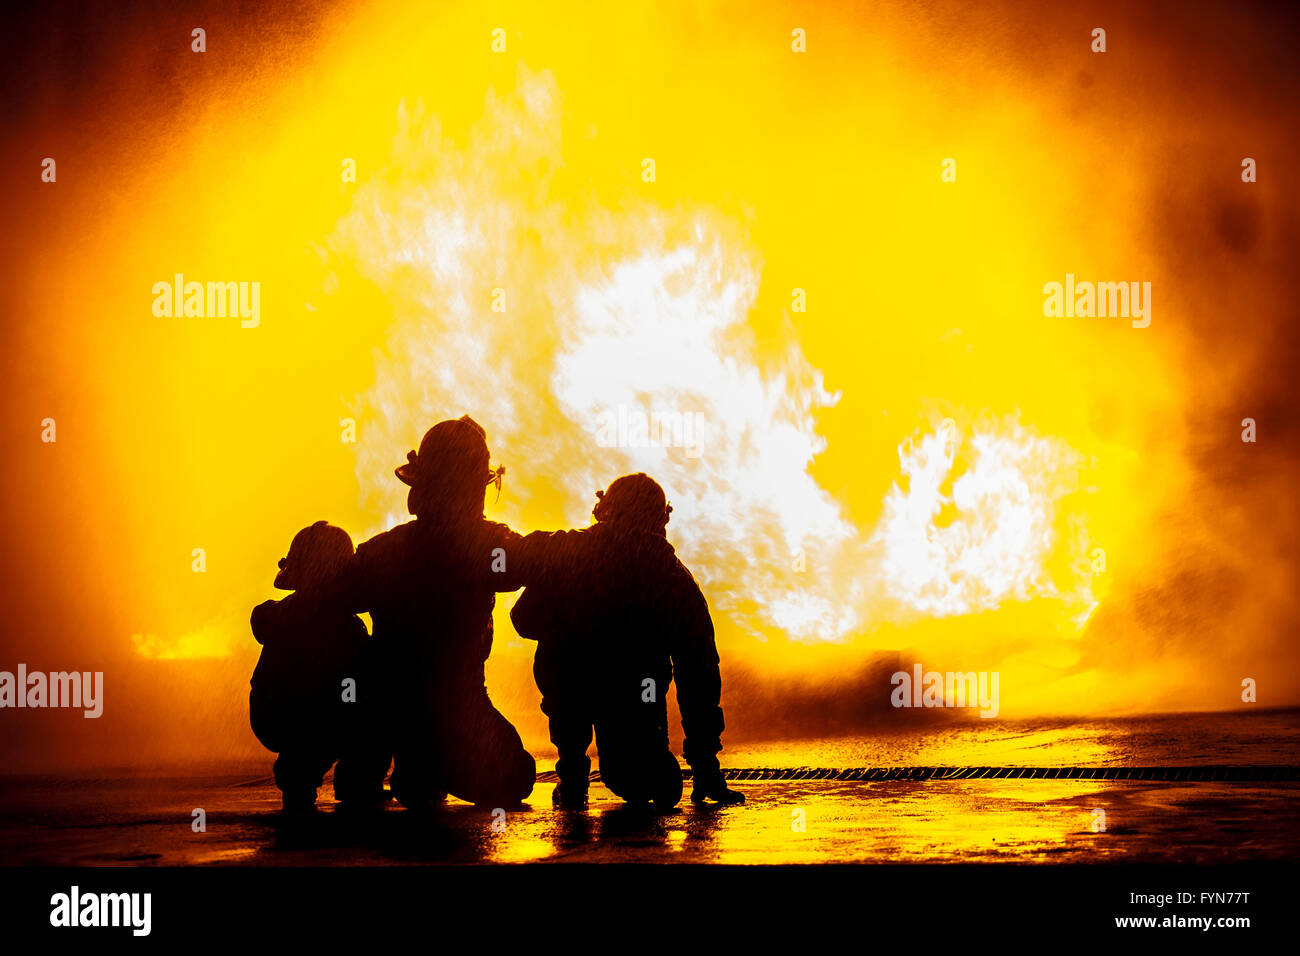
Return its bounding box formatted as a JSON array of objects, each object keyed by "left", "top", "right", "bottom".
[{"left": 4, "top": 0, "right": 1296, "bottom": 773}]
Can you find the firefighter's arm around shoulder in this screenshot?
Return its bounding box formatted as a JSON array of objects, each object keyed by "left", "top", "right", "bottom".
[
  {"left": 506, "top": 528, "right": 585, "bottom": 642},
  {"left": 495, "top": 526, "right": 590, "bottom": 597}
]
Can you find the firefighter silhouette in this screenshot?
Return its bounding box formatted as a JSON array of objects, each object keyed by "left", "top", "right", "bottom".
[
  {"left": 512, "top": 473, "right": 744, "bottom": 809},
  {"left": 250, "top": 521, "right": 377, "bottom": 812},
  {"left": 338, "top": 416, "right": 536, "bottom": 809}
]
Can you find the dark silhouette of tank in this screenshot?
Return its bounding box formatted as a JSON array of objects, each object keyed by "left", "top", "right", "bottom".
[
  {"left": 511, "top": 473, "right": 744, "bottom": 809},
  {"left": 250, "top": 521, "right": 378, "bottom": 813},
  {"left": 337, "top": 416, "right": 536, "bottom": 810}
]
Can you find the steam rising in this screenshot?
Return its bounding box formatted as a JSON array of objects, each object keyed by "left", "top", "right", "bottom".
[{"left": 4, "top": 0, "right": 1298, "bottom": 773}]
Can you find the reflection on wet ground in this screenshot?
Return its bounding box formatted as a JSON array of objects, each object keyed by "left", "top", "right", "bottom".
[
  {"left": 1, "top": 774, "right": 1297, "bottom": 865},
  {"left": 5, "top": 714, "right": 1297, "bottom": 865},
  {"left": 717, "top": 709, "right": 1300, "bottom": 768}
]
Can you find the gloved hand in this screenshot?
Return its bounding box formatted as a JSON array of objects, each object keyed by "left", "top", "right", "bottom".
[{"left": 690, "top": 771, "right": 745, "bottom": 805}]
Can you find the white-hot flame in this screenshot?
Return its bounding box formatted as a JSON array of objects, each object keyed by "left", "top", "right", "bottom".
[
  {"left": 873, "top": 418, "right": 1096, "bottom": 622},
  {"left": 323, "top": 68, "right": 1096, "bottom": 649}
]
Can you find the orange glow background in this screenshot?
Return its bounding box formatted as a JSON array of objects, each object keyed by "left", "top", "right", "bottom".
[{"left": 2, "top": 0, "right": 1297, "bottom": 770}]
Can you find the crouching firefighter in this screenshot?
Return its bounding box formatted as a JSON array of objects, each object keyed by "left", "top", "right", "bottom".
[
  {"left": 511, "top": 473, "right": 744, "bottom": 810},
  {"left": 337, "top": 415, "right": 537, "bottom": 810}
]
